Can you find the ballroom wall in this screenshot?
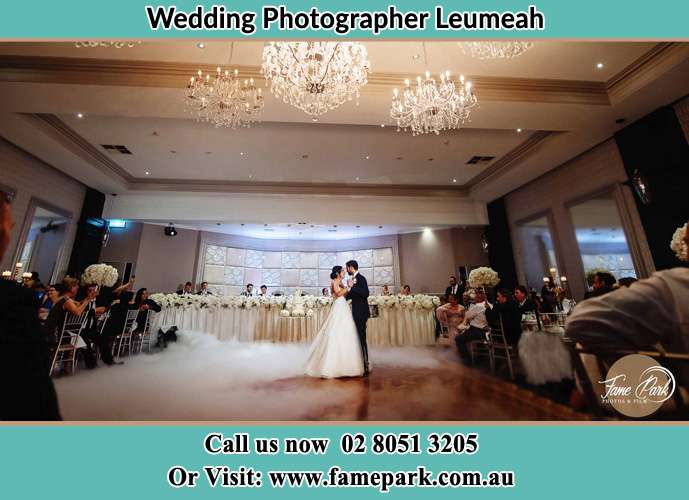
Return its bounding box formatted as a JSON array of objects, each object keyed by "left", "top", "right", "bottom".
[
  {"left": 503, "top": 139, "right": 653, "bottom": 300},
  {"left": 133, "top": 224, "right": 200, "bottom": 293},
  {"left": 101, "top": 223, "right": 488, "bottom": 295},
  {"left": 0, "top": 136, "right": 85, "bottom": 280}
]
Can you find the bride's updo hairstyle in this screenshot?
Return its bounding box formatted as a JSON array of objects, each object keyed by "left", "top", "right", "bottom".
[{"left": 330, "top": 266, "right": 343, "bottom": 280}]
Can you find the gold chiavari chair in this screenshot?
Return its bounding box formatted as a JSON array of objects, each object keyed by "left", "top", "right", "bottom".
[
  {"left": 50, "top": 311, "right": 88, "bottom": 376},
  {"left": 487, "top": 315, "right": 517, "bottom": 380},
  {"left": 114, "top": 309, "right": 140, "bottom": 359}
]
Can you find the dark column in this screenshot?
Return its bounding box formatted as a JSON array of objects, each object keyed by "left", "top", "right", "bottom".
[
  {"left": 67, "top": 188, "right": 106, "bottom": 277},
  {"left": 486, "top": 197, "right": 518, "bottom": 288},
  {"left": 614, "top": 105, "right": 689, "bottom": 270}
]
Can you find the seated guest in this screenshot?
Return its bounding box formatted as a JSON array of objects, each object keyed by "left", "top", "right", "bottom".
[
  {"left": 486, "top": 289, "right": 523, "bottom": 348},
  {"left": 584, "top": 271, "right": 616, "bottom": 299},
  {"left": 436, "top": 294, "right": 466, "bottom": 341},
  {"left": 177, "top": 281, "right": 194, "bottom": 295},
  {"left": 445, "top": 275, "right": 464, "bottom": 304},
  {"left": 0, "top": 190, "right": 61, "bottom": 420},
  {"left": 241, "top": 283, "right": 254, "bottom": 296},
  {"left": 455, "top": 289, "right": 489, "bottom": 363},
  {"left": 400, "top": 284, "right": 411, "bottom": 296},
  {"left": 259, "top": 285, "right": 269, "bottom": 297},
  {"left": 133, "top": 287, "right": 162, "bottom": 332},
  {"left": 321, "top": 287, "right": 329, "bottom": 297},
  {"left": 617, "top": 277, "right": 637, "bottom": 288},
  {"left": 101, "top": 291, "right": 137, "bottom": 365},
  {"left": 197, "top": 281, "right": 212, "bottom": 295},
  {"left": 567, "top": 222, "right": 689, "bottom": 362},
  {"left": 382, "top": 285, "right": 391, "bottom": 296},
  {"left": 38, "top": 284, "right": 58, "bottom": 321},
  {"left": 514, "top": 285, "right": 537, "bottom": 316}
]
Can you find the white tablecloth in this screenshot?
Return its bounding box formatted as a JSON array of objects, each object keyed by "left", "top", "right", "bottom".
[
  {"left": 151, "top": 306, "right": 436, "bottom": 346},
  {"left": 518, "top": 323, "right": 573, "bottom": 385}
]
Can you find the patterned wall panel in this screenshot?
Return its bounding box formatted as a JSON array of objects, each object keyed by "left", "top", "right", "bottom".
[
  {"left": 226, "top": 247, "right": 246, "bottom": 267},
  {"left": 374, "top": 266, "right": 394, "bottom": 286},
  {"left": 299, "top": 269, "right": 319, "bottom": 287},
  {"left": 245, "top": 250, "right": 263, "bottom": 268},
  {"left": 263, "top": 251, "right": 282, "bottom": 269},
  {"left": 319, "top": 252, "right": 337, "bottom": 269},
  {"left": 224, "top": 266, "right": 245, "bottom": 286},
  {"left": 205, "top": 245, "right": 226, "bottom": 265},
  {"left": 202, "top": 244, "right": 396, "bottom": 295},
  {"left": 281, "top": 252, "right": 301, "bottom": 268}
]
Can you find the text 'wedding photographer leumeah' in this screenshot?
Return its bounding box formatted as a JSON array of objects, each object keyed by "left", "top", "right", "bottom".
[{"left": 1, "top": 39, "right": 688, "bottom": 421}]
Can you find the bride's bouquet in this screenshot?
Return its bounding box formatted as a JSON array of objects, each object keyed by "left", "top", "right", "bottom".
[{"left": 81, "top": 263, "right": 118, "bottom": 287}]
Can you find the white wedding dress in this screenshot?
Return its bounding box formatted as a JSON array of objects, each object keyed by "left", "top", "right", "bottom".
[{"left": 305, "top": 288, "right": 364, "bottom": 379}]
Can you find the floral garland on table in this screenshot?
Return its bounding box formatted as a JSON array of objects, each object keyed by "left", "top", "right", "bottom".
[
  {"left": 81, "top": 263, "right": 118, "bottom": 287},
  {"left": 671, "top": 223, "right": 688, "bottom": 262},
  {"left": 467, "top": 267, "right": 500, "bottom": 289},
  {"left": 149, "top": 292, "right": 440, "bottom": 313}
]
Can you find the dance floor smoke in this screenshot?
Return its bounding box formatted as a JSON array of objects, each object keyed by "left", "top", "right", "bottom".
[{"left": 54, "top": 331, "right": 442, "bottom": 421}]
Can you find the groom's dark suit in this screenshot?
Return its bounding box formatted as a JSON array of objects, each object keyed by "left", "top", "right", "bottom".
[{"left": 346, "top": 272, "right": 370, "bottom": 373}]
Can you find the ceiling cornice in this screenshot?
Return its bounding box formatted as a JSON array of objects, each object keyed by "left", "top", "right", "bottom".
[
  {"left": 465, "top": 130, "right": 558, "bottom": 192},
  {"left": 606, "top": 42, "right": 689, "bottom": 104},
  {"left": 3, "top": 43, "right": 687, "bottom": 106},
  {"left": 0, "top": 55, "right": 609, "bottom": 106}
]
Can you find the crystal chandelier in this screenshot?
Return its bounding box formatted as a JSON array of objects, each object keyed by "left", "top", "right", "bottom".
[
  {"left": 459, "top": 41, "right": 533, "bottom": 59},
  {"left": 261, "top": 42, "right": 370, "bottom": 120},
  {"left": 390, "top": 71, "right": 478, "bottom": 136},
  {"left": 75, "top": 41, "right": 141, "bottom": 49},
  {"left": 186, "top": 67, "right": 264, "bottom": 129}
]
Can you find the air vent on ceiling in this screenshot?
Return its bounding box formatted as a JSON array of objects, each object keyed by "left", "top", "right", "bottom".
[
  {"left": 466, "top": 155, "right": 495, "bottom": 165},
  {"left": 101, "top": 144, "right": 133, "bottom": 155}
]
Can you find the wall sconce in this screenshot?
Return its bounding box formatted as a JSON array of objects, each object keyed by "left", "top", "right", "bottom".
[{"left": 631, "top": 169, "right": 652, "bottom": 205}]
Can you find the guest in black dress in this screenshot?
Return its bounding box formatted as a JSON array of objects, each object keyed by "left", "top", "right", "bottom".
[{"left": 133, "top": 288, "right": 161, "bottom": 332}]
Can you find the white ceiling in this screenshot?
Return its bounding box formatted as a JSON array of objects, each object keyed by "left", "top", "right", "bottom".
[
  {"left": 1, "top": 41, "right": 688, "bottom": 229},
  {"left": 0, "top": 41, "right": 654, "bottom": 81},
  {"left": 144, "top": 221, "right": 444, "bottom": 240}
]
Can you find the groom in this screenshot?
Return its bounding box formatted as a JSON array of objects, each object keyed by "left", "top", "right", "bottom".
[{"left": 345, "top": 260, "right": 370, "bottom": 376}]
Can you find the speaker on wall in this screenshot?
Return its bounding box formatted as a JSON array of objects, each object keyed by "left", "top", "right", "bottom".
[{"left": 67, "top": 188, "right": 106, "bottom": 277}]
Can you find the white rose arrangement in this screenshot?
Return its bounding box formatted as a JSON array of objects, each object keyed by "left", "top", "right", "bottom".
[
  {"left": 468, "top": 267, "right": 500, "bottom": 288},
  {"left": 81, "top": 263, "right": 118, "bottom": 287},
  {"left": 671, "top": 223, "right": 688, "bottom": 262},
  {"left": 151, "top": 291, "right": 440, "bottom": 313}
]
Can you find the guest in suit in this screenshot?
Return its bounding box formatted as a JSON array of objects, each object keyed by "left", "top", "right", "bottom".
[
  {"left": 259, "top": 285, "right": 269, "bottom": 297},
  {"left": 514, "top": 286, "right": 537, "bottom": 316},
  {"left": 177, "top": 281, "right": 193, "bottom": 295},
  {"left": 455, "top": 289, "right": 489, "bottom": 363},
  {"left": 0, "top": 189, "right": 61, "bottom": 420},
  {"left": 486, "top": 289, "right": 523, "bottom": 348},
  {"left": 345, "top": 260, "right": 371, "bottom": 376},
  {"left": 197, "top": 281, "right": 212, "bottom": 295},
  {"left": 241, "top": 284, "right": 254, "bottom": 297},
  {"left": 445, "top": 275, "right": 465, "bottom": 304}
]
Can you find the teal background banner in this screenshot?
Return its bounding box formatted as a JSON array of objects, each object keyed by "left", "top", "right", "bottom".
[
  {"left": 0, "top": 425, "right": 686, "bottom": 498},
  {"left": 0, "top": 0, "right": 688, "bottom": 39}
]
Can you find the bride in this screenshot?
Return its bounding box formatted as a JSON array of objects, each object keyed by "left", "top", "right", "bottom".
[{"left": 305, "top": 265, "right": 364, "bottom": 378}]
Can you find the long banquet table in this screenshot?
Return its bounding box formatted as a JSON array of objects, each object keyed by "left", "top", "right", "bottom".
[{"left": 151, "top": 305, "right": 437, "bottom": 346}]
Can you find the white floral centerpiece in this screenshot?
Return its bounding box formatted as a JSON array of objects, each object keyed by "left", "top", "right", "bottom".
[
  {"left": 468, "top": 267, "right": 500, "bottom": 289},
  {"left": 150, "top": 291, "right": 440, "bottom": 314},
  {"left": 81, "top": 263, "right": 118, "bottom": 287},
  {"left": 671, "top": 223, "right": 688, "bottom": 262}
]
